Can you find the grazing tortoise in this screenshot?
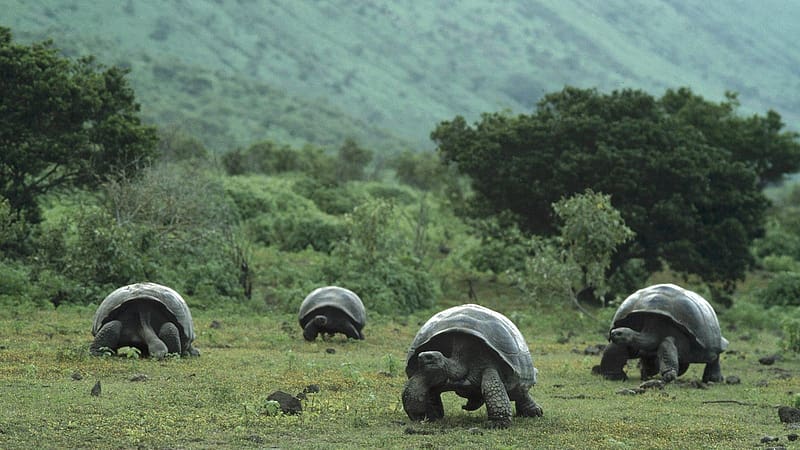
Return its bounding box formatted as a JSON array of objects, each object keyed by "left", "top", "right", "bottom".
[
  {"left": 298, "top": 286, "right": 366, "bottom": 341},
  {"left": 402, "top": 304, "right": 542, "bottom": 429},
  {"left": 90, "top": 282, "right": 199, "bottom": 358},
  {"left": 597, "top": 283, "right": 728, "bottom": 383}
]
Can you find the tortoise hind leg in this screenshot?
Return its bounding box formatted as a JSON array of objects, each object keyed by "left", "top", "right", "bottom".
[
  {"left": 158, "top": 322, "right": 182, "bottom": 355},
  {"left": 481, "top": 367, "right": 512, "bottom": 429},
  {"left": 340, "top": 320, "right": 364, "bottom": 340},
  {"left": 138, "top": 309, "right": 168, "bottom": 359},
  {"left": 91, "top": 320, "right": 123, "bottom": 355},
  {"left": 702, "top": 356, "right": 724, "bottom": 383}
]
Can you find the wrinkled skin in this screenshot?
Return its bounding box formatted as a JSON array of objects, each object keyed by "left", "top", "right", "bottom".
[
  {"left": 402, "top": 334, "right": 542, "bottom": 429},
  {"left": 90, "top": 300, "right": 199, "bottom": 358},
  {"left": 598, "top": 319, "right": 723, "bottom": 383},
  {"left": 301, "top": 306, "right": 364, "bottom": 341}
]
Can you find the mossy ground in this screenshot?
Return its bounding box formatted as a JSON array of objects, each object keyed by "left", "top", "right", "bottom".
[{"left": 0, "top": 295, "right": 797, "bottom": 449}]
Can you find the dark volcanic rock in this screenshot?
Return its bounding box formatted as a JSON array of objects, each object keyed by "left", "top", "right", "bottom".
[
  {"left": 725, "top": 375, "right": 741, "bottom": 385},
  {"left": 267, "top": 390, "right": 302, "bottom": 415},
  {"left": 759, "top": 354, "right": 780, "bottom": 365},
  {"left": 779, "top": 406, "right": 800, "bottom": 423}
]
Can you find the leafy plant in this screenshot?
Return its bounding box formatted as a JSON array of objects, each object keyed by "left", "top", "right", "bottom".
[{"left": 117, "top": 346, "right": 141, "bottom": 359}]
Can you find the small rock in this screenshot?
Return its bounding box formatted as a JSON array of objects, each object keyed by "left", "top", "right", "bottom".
[
  {"left": 304, "top": 384, "right": 320, "bottom": 394},
  {"left": 296, "top": 391, "right": 306, "bottom": 400},
  {"left": 583, "top": 345, "right": 602, "bottom": 356},
  {"left": 639, "top": 379, "right": 665, "bottom": 390},
  {"left": 209, "top": 320, "right": 222, "bottom": 329},
  {"left": 325, "top": 348, "right": 336, "bottom": 354},
  {"left": 759, "top": 354, "right": 780, "bottom": 365},
  {"left": 787, "top": 433, "right": 798, "bottom": 441},
  {"left": 90, "top": 380, "right": 101, "bottom": 397},
  {"left": 246, "top": 435, "right": 264, "bottom": 444},
  {"left": 761, "top": 435, "right": 779, "bottom": 443},
  {"left": 71, "top": 371, "right": 83, "bottom": 381},
  {"left": 468, "top": 427, "right": 483, "bottom": 435},
  {"left": 129, "top": 374, "right": 148, "bottom": 382},
  {"left": 779, "top": 406, "right": 800, "bottom": 423},
  {"left": 266, "top": 390, "right": 302, "bottom": 415},
  {"left": 756, "top": 379, "right": 770, "bottom": 387},
  {"left": 725, "top": 375, "right": 741, "bottom": 385}
]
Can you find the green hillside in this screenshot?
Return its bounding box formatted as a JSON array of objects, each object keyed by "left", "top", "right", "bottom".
[{"left": 6, "top": 0, "right": 800, "bottom": 153}]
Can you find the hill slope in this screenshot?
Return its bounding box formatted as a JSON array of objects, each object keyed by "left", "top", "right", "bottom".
[{"left": 6, "top": 0, "right": 800, "bottom": 153}]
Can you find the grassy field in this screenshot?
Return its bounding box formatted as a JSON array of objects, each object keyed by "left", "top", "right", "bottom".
[{"left": 0, "top": 293, "right": 798, "bottom": 449}]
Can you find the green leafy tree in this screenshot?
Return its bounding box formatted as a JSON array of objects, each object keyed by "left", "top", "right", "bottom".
[
  {"left": 323, "top": 199, "right": 437, "bottom": 314},
  {"left": 0, "top": 28, "right": 157, "bottom": 223},
  {"left": 335, "top": 138, "right": 372, "bottom": 182},
  {"left": 432, "top": 86, "right": 784, "bottom": 291},
  {"left": 515, "top": 190, "right": 633, "bottom": 313}
]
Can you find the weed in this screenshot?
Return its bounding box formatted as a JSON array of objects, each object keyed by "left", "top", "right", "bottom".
[{"left": 117, "top": 346, "right": 141, "bottom": 359}]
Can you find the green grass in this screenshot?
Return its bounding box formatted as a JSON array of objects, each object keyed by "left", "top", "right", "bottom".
[{"left": 0, "top": 297, "right": 797, "bottom": 449}]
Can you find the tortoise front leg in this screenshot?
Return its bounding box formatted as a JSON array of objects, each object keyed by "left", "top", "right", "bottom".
[
  {"left": 158, "top": 322, "right": 182, "bottom": 355},
  {"left": 640, "top": 356, "right": 660, "bottom": 380},
  {"left": 657, "top": 336, "right": 679, "bottom": 382},
  {"left": 598, "top": 342, "right": 630, "bottom": 381},
  {"left": 402, "top": 374, "right": 432, "bottom": 421},
  {"left": 702, "top": 356, "right": 724, "bottom": 383},
  {"left": 91, "top": 320, "right": 122, "bottom": 355},
  {"left": 509, "top": 385, "right": 543, "bottom": 418},
  {"left": 481, "top": 367, "right": 512, "bottom": 429},
  {"left": 303, "top": 316, "right": 325, "bottom": 341}
]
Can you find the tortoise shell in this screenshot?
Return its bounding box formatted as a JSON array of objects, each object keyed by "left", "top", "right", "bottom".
[
  {"left": 611, "top": 283, "right": 728, "bottom": 358},
  {"left": 405, "top": 304, "right": 537, "bottom": 385},
  {"left": 92, "top": 282, "right": 196, "bottom": 349},
  {"left": 298, "top": 286, "right": 366, "bottom": 328}
]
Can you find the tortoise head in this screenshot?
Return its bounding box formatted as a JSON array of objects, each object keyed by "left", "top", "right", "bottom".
[{"left": 416, "top": 351, "right": 449, "bottom": 386}]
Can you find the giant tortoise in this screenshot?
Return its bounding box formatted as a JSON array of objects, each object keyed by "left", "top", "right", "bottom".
[
  {"left": 402, "top": 303, "right": 542, "bottom": 429},
  {"left": 597, "top": 283, "right": 728, "bottom": 382},
  {"left": 90, "top": 282, "right": 199, "bottom": 358}
]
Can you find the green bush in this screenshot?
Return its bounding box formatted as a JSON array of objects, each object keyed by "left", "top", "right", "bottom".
[
  {"left": 759, "top": 271, "right": 800, "bottom": 307},
  {"left": 322, "top": 199, "right": 438, "bottom": 314},
  {"left": 292, "top": 178, "right": 370, "bottom": 215},
  {"left": 269, "top": 212, "right": 346, "bottom": 253},
  {"left": 783, "top": 317, "right": 800, "bottom": 353}
]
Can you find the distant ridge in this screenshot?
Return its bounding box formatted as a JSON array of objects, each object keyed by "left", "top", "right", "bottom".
[{"left": 6, "top": 0, "right": 799, "bottom": 153}]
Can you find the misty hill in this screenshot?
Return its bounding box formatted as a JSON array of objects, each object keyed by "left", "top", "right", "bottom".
[{"left": 6, "top": 0, "right": 800, "bottom": 154}]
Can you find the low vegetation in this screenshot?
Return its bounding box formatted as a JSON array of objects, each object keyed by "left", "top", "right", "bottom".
[{"left": 0, "top": 282, "right": 798, "bottom": 449}]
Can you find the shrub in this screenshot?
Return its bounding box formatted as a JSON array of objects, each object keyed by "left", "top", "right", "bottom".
[
  {"left": 322, "top": 199, "right": 438, "bottom": 314},
  {"left": 759, "top": 272, "right": 800, "bottom": 307},
  {"left": 782, "top": 317, "right": 800, "bottom": 353}
]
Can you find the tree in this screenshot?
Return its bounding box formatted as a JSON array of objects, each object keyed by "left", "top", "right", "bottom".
[
  {"left": 0, "top": 27, "right": 157, "bottom": 223},
  {"left": 335, "top": 138, "right": 372, "bottom": 182},
  {"left": 432, "top": 86, "right": 785, "bottom": 291},
  {"left": 661, "top": 88, "right": 800, "bottom": 187},
  {"left": 515, "top": 190, "right": 633, "bottom": 315}
]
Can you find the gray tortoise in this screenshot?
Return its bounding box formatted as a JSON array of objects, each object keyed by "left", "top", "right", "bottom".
[
  {"left": 402, "top": 304, "right": 542, "bottom": 429},
  {"left": 90, "top": 282, "right": 199, "bottom": 358},
  {"left": 298, "top": 286, "right": 366, "bottom": 341},
  {"left": 598, "top": 283, "right": 728, "bottom": 383}
]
